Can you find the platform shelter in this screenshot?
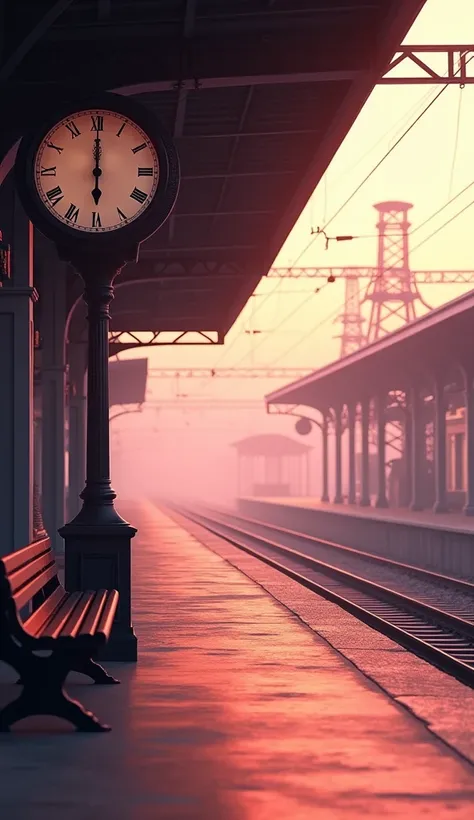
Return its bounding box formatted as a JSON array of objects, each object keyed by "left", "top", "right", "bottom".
[
  {"left": 232, "top": 433, "right": 312, "bottom": 498},
  {"left": 266, "top": 290, "right": 474, "bottom": 517}
]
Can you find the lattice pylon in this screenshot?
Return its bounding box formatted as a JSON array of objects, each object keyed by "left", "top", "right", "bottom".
[
  {"left": 364, "top": 201, "right": 428, "bottom": 343},
  {"left": 334, "top": 273, "right": 366, "bottom": 357}
]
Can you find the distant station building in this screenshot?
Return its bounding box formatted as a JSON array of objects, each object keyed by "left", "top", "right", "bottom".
[{"left": 232, "top": 434, "right": 312, "bottom": 498}]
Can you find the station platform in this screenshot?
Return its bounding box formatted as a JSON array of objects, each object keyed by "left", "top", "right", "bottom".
[
  {"left": 1, "top": 499, "right": 474, "bottom": 819},
  {"left": 237, "top": 497, "right": 474, "bottom": 577},
  {"left": 238, "top": 496, "right": 474, "bottom": 534}
]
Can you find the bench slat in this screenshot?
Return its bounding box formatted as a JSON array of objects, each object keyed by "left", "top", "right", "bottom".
[
  {"left": 0, "top": 536, "right": 51, "bottom": 578},
  {"left": 8, "top": 549, "right": 55, "bottom": 596},
  {"left": 39, "top": 591, "right": 87, "bottom": 639},
  {"left": 75, "top": 590, "right": 108, "bottom": 637},
  {"left": 58, "top": 592, "right": 96, "bottom": 639},
  {"left": 13, "top": 563, "right": 58, "bottom": 611},
  {"left": 95, "top": 590, "right": 119, "bottom": 640},
  {"left": 22, "top": 586, "right": 67, "bottom": 637}
]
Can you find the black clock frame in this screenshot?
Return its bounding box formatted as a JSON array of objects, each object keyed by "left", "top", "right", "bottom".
[{"left": 14, "top": 91, "right": 180, "bottom": 254}]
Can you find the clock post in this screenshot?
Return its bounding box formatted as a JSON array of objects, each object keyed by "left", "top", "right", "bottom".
[
  {"left": 14, "top": 92, "right": 180, "bottom": 664},
  {"left": 58, "top": 248, "right": 138, "bottom": 661}
]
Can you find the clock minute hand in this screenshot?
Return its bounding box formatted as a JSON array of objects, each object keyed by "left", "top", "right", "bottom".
[{"left": 91, "top": 135, "right": 102, "bottom": 205}]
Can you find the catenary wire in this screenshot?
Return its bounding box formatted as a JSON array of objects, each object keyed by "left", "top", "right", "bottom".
[
  {"left": 232, "top": 173, "right": 474, "bottom": 368},
  {"left": 266, "top": 193, "right": 474, "bottom": 366},
  {"left": 218, "top": 82, "right": 453, "bottom": 371},
  {"left": 209, "top": 61, "right": 472, "bottom": 373}
]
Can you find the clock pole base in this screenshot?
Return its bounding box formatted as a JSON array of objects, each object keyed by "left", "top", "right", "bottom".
[
  {"left": 59, "top": 518, "right": 138, "bottom": 663},
  {"left": 99, "top": 626, "right": 138, "bottom": 663}
]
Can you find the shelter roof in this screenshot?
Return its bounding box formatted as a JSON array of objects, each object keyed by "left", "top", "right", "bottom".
[
  {"left": 232, "top": 433, "right": 311, "bottom": 456},
  {"left": 265, "top": 290, "right": 474, "bottom": 408}
]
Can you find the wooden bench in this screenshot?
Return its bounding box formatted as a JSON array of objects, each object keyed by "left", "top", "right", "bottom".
[{"left": 0, "top": 535, "right": 120, "bottom": 732}]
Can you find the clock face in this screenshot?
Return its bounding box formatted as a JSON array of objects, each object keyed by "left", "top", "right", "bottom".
[{"left": 34, "top": 109, "right": 159, "bottom": 233}]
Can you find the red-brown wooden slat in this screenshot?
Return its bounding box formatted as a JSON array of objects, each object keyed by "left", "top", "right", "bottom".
[
  {"left": 40, "top": 591, "right": 86, "bottom": 638},
  {"left": 0, "top": 537, "right": 51, "bottom": 577},
  {"left": 59, "top": 592, "right": 96, "bottom": 638},
  {"left": 8, "top": 550, "right": 55, "bottom": 595},
  {"left": 77, "top": 590, "right": 108, "bottom": 636},
  {"left": 95, "top": 590, "right": 119, "bottom": 639},
  {"left": 22, "top": 587, "right": 67, "bottom": 636},
  {"left": 13, "top": 563, "right": 58, "bottom": 611}
]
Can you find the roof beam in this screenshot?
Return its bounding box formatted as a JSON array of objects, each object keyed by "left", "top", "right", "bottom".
[
  {"left": 169, "top": 0, "right": 197, "bottom": 242},
  {"left": 0, "top": 0, "right": 76, "bottom": 82},
  {"left": 381, "top": 45, "right": 474, "bottom": 85},
  {"left": 119, "top": 69, "right": 362, "bottom": 96}
]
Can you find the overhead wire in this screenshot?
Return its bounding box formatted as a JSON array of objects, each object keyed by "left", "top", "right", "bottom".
[
  {"left": 267, "top": 191, "right": 474, "bottom": 367},
  {"left": 230, "top": 175, "right": 474, "bottom": 368},
  {"left": 208, "top": 56, "right": 472, "bottom": 377},
  {"left": 288, "top": 83, "right": 450, "bottom": 272},
  {"left": 221, "top": 81, "right": 452, "bottom": 372},
  {"left": 230, "top": 60, "right": 474, "bottom": 370},
  {"left": 448, "top": 86, "right": 464, "bottom": 198},
  {"left": 231, "top": 178, "right": 473, "bottom": 369}
]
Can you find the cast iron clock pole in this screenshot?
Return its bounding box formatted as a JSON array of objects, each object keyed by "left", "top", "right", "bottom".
[
  {"left": 15, "top": 92, "right": 180, "bottom": 662},
  {"left": 59, "top": 248, "right": 139, "bottom": 661}
]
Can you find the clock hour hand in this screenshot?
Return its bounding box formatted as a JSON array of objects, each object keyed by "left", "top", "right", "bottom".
[{"left": 91, "top": 136, "right": 102, "bottom": 205}]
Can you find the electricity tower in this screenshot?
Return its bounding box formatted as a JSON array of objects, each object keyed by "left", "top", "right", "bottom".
[{"left": 268, "top": 201, "right": 474, "bottom": 358}]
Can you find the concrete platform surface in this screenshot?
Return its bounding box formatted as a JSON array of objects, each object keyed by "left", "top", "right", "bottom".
[
  {"left": 239, "top": 496, "right": 474, "bottom": 534},
  {"left": 1, "top": 500, "right": 474, "bottom": 819}
]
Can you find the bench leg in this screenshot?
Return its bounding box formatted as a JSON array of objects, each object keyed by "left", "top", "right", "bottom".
[
  {"left": 1, "top": 650, "right": 112, "bottom": 732},
  {"left": 70, "top": 657, "right": 120, "bottom": 685},
  {"left": 0, "top": 688, "right": 110, "bottom": 733}
]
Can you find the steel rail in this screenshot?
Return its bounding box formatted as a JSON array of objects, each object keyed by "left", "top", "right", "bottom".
[
  {"left": 197, "top": 505, "right": 474, "bottom": 595},
  {"left": 171, "top": 504, "right": 474, "bottom": 688}
]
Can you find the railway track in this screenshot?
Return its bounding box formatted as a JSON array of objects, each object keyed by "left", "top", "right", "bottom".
[{"left": 172, "top": 503, "right": 474, "bottom": 688}]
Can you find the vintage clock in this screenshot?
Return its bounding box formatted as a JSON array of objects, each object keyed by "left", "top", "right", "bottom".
[{"left": 14, "top": 92, "right": 180, "bottom": 255}]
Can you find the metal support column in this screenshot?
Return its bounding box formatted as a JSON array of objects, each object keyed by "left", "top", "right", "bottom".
[
  {"left": 359, "top": 397, "right": 371, "bottom": 506},
  {"left": 403, "top": 407, "right": 412, "bottom": 507},
  {"left": 461, "top": 365, "right": 474, "bottom": 515},
  {"left": 40, "top": 255, "right": 67, "bottom": 552},
  {"left": 433, "top": 371, "right": 448, "bottom": 513},
  {"left": 409, "top": 384, "right": 424, "bottom": 511},
  {"left": 333, "top": 406, "right": 343, "bottom": 504},
  {"left": 347, "top": 402, "right": 356, "bottom": 504},
  {"left": 67, "top": 341, "right": 87, "bottom": 519},
  {"left": 0, "top": 195, "right": 35, "bottom": 554},
  {"left": 321, "top": 415, "right": 329, "bottom": 502},
  {"left": 375, "top": 392, "right": 388, "bottom": 508}
]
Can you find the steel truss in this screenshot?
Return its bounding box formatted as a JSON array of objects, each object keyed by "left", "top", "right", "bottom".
[
  {"left": 380, "top": 46, "right": 474, "bottom": 85},
  {"left": 109, "top": 329, "right": 223, "bottom": 354}
]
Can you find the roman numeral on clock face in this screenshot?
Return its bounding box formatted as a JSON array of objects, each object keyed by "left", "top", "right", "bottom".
[
  {"left": 40, "top": 166, "right": 56, "bottom": 176},
  {"left": 92, "top": 211, "right": 102, "bottom": 227},
  {"left": 65, "top": 121, "right": 81, "bottom": 138},
  {"left": 65, "top": 203, "right": 79, "bottom": 223},
  {"left": 131, "top": 143, "right": 146, "bottom": 154},
  {"left": 90, "top": 115, "right": 103, "bottom": 131},
  {"left": 46, "top": 186, "right": 64, "bottom": 207},
  {"left": 130, "top": 187, "right": 147, "bottom": 204},
  {"left": 138, "top": 167, "right": 153, "bottom": 176},
  {"left": 117, "top": 208, "right": 127, "bottom": 222},
  {"left": 46, "top": 142, "right": 63, "bottom": 154}
]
